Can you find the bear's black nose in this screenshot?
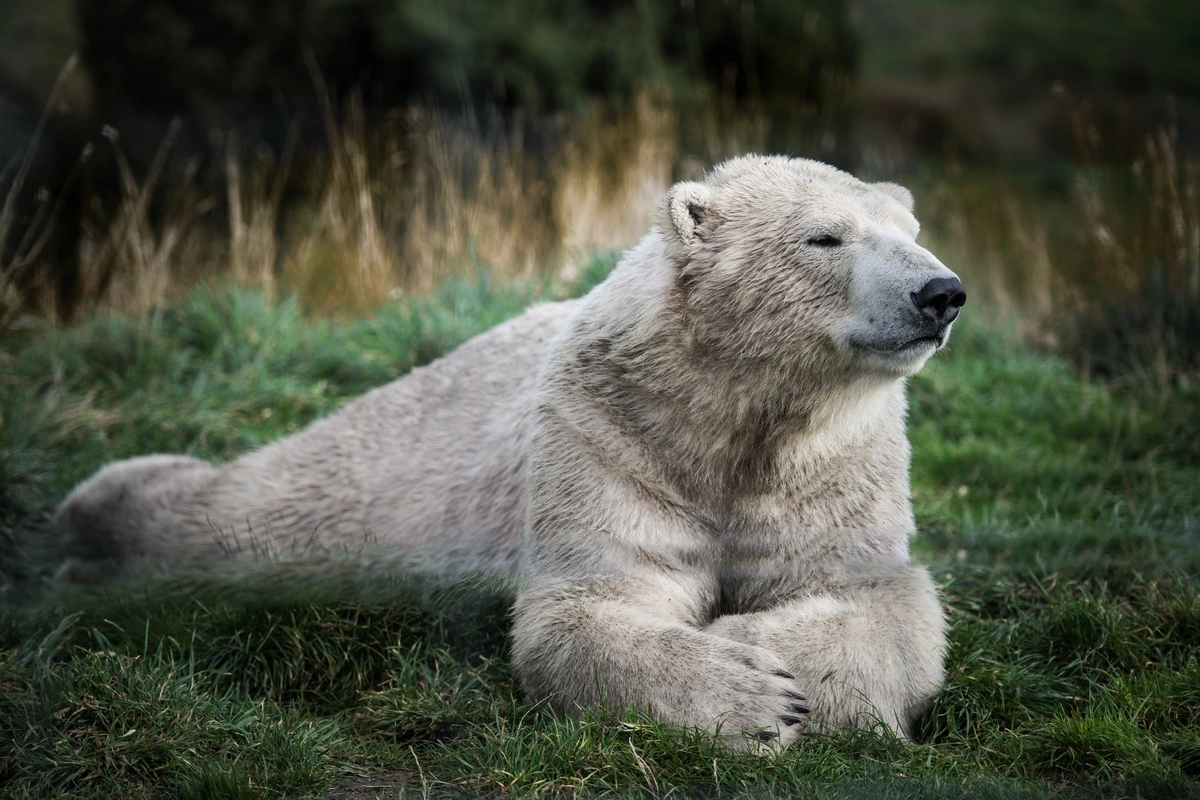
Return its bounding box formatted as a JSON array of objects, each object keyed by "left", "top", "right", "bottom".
[{"left": 912, "top": 276, "right": 966, "bottom": 325}]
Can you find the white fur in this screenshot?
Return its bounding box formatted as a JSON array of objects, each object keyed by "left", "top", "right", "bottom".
[{"left": 55, "top": 155, "right": 962, "bottom": 747}]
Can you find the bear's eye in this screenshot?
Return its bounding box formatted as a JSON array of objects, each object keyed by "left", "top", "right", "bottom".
[{"left": 807, "top": 235, "right": 843, "bottom": 247}]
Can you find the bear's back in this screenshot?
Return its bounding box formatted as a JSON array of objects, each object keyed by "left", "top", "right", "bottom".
[{"left": 339, "top": 299, "right": 579, "bottom": 574}]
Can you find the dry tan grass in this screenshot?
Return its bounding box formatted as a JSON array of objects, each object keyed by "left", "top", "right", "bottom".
[
  {"left": 284, "top": 88, "right": 397, "bottom": 311},
  {"left": 914, "top": 122, "right": 1198, "bottom": 384},
  {"left": 1075, "top": 128, "right": 1199, "bottom": 387},
  {"left": 3, "top": 81, "right": 681, "bottom": 324},
  {"left": 552, "top": 93, "right": 677, "bottom": 254},
  {"left": 78, "top": 120, "right": 213, "bottom": 315},
  {"left": 5, "top": 81, "right": 1197, "bottom": 389},
  {"left": 225, "top": 88, "right": 676, "bottom": 313},
  {"left": 1, "top": 55, "right": 83, "bottom": 327},
  {"left": 225, "top": 126, "right": 297, "bottom": 300}
]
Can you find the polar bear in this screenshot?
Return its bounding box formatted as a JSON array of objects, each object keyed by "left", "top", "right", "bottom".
[{"left": 55, "top": 155, "right": 965, "bottom": 746}]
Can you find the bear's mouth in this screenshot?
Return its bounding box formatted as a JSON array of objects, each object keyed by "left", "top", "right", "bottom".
[
  {"left": 900, "top": 334, "right": 944, "bottom": 351},
  {"left": 854, "top": 333, "right": 944, "bottom": 355}
]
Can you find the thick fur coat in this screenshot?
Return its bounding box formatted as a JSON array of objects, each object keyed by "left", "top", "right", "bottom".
[{"left": 56, "top": 155, "right": 964, "bottom": 746}]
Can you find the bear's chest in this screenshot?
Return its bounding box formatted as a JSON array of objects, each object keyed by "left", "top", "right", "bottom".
[{"left": 704, "top": 480, "right": 913, "bottom": 613}]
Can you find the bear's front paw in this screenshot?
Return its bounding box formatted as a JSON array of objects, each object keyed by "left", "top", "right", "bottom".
[{"left": 704, "top": 641, "right": 811, "bottom": 747}]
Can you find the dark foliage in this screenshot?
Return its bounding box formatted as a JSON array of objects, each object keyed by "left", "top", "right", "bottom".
[{"left": 76, "top": 0, "right": 856, "bottom": 127}]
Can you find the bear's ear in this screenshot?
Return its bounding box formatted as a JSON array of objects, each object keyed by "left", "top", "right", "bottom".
[
  {"left": 664, "top": 181, "right": 714, "bottom": 245},
  {"left": 873, "top": 182, "right": 915, "bottom": 214}
]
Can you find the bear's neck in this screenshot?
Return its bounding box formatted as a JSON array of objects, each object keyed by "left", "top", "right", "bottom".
[{"left": 566, "top": 252, "right": 902, "bottom": 502}]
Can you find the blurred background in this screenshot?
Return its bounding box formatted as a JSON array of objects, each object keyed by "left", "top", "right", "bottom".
[{"left": 1, "top": 0, "right": 1197, "bottom": 384}]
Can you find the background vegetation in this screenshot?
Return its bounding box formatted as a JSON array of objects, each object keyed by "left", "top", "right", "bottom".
[{"left": 1, "top": 1, "right": 1198, "bottom": 797}]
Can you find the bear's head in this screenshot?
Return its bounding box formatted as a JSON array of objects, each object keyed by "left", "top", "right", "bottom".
[{"left": 657, "top": 155, "right": 965, "bottom": 383}]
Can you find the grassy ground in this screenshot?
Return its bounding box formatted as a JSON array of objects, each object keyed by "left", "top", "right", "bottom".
[{"left": 1, "top": 260, "right": 1198, "bottom": 798}]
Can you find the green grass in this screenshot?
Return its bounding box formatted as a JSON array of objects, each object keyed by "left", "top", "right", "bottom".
[{"left": 1, "top": 257, "right": 1198, "bottom": 798}]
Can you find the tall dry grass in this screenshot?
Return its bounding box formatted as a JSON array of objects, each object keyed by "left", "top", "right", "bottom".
[
  {"left": 3, "top": 86, "right": 679, "bottom": 323},
  {"left": 4, "top": 82, "right": 1197, "bottom": 388},
  {"left": 1072, "top": 128, "right": 1199, "bottom": 387},
  {"left": 1, "top": 56, "right": 85, "bottom": 327},
  {"left": 917, "top": 123, "right": 1199, "bottom": 388},
  {"left": 224, "top": 125, "right": 297, "bottom": 301},
  {"left": 77, "top": 121, "right": 213, "bottom": 315}
]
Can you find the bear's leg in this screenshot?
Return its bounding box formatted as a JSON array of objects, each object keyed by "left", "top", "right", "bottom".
[
  {"left": 511, "top": 576, "right": 810, "bottom": 747},
  {"left": 702, "top": 562, "right": 946, "bottom": 739}
]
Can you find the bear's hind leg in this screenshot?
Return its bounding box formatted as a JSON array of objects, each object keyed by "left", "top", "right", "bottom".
[{"left": 54, "top": 455, "right": 219, "bottom": 582}]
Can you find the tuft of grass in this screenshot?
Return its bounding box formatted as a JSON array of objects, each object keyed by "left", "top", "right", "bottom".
[
  {"left": 1, "top": 269, "right": 1199, "bottom": 798},
  {"left": 0, "top": 625, "right": 345, "bottom": 798}
]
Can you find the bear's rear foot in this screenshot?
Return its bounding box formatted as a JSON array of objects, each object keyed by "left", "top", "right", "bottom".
[{"left": 54, "top": 455, "right": 218, "bottom": 583}]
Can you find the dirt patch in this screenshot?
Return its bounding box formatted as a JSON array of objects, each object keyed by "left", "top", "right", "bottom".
[{"left": 324, "top": 769, "right": 416, "bottom": 799}]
